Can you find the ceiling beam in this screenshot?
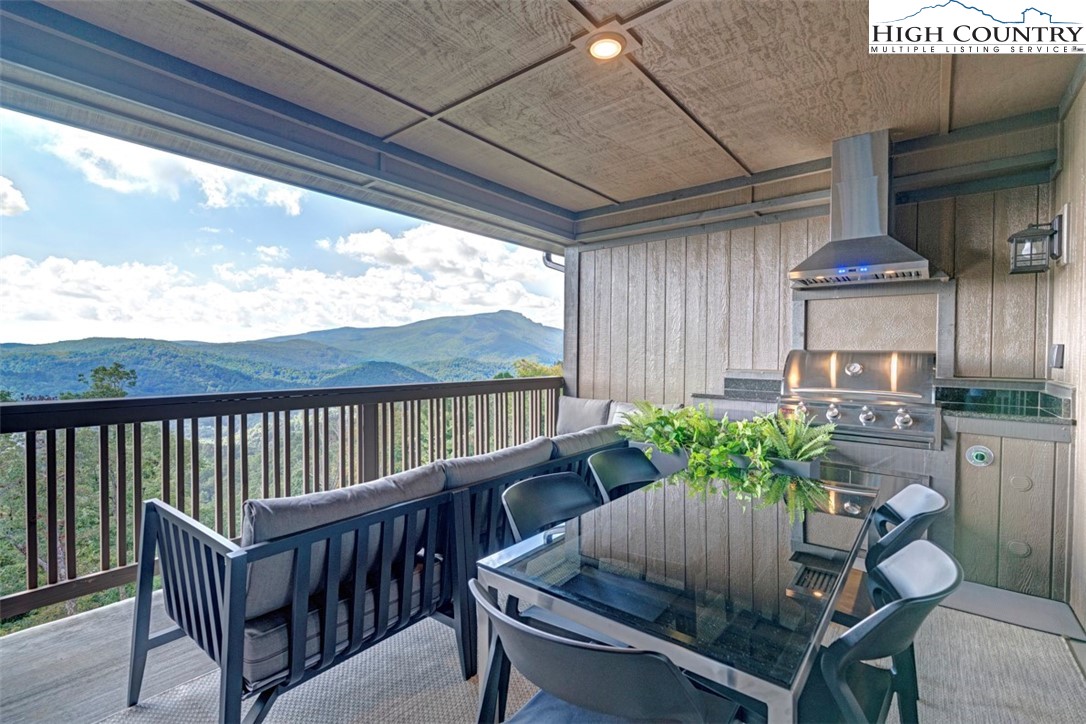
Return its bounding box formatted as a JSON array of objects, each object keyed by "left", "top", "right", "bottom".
[
  {"left": 892, "top": 108, "right": 1058, "bottom": 155},
  {"left": 576, "top": 189, "right": 830, "bottom": 243},
  {"left": 576, "top": 157, "right": 831, "bottom": 221},
  {"left": 575, "top": 205, "right": 829, "bottom": 251}
]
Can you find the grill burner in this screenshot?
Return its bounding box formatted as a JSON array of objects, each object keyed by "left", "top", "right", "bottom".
[{"left": 779, "top": 350, "right": 939, "bottom": 449}]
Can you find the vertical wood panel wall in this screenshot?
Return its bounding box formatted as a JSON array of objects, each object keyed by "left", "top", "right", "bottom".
[
  {"left": 1050, "top": 83, "right": 1086, "bottom": 625},
  {"left": 573, "top": 184, "right": 1052, "bottom": 403}
]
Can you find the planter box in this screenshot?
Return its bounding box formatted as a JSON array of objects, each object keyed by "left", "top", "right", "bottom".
[{"left": 729, "top": 454, "right": 821, "bottom": 479}]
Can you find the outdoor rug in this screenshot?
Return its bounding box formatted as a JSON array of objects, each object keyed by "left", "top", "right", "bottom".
[{"left": 96, "top": 607, "right": 1086, "bottom": 723}]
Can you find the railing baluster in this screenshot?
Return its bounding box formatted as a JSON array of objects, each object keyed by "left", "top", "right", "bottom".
[
  {"left": 190, "top": 418, "right": 200, "bottom": 522},
  {"left": 214, "top": 416, "right": 224, "bottom": 534},
  {"left": 322, "top": 406, "right": 330, "bottom": 490},
  {"left": 241, "top": 414, "right": 250, "bottom": 508},
  {"left": 228, "top": 414, "right": 237, "bottom": 537},
  {"left": 117, "top": 423, "right": 127, "bottom": 567},
  {"left": 175, "top": 419, "right": 185, "bottom": 514},
  {"left": 99, "top": 425, "right": 110, "bottom": 572},
  {"left": 161, "top": 420, "right": 171, "bottom": 508},
  {"left": 284, "top": 411, "right": 292, "bottom": 496},
  {"left": 134, "top": 424, "right": 143, "bottom": 562},
  {"left": 273, "top": 411, "right": 282, "bottom": 498},
  {"left": 24, "top": 431, "right": 38, "bottom": 590},
  {"left": 65, "top": 428, "right": 76, "bottom": 581},
  {"left": 303, "top": 408, "right": 311, "bottom": 494},
  {"left": 339, "top": 405, "right": 346, "bottom": 489},
  {"left": 46, "top": 430, "right": 58, "bottom": 585},
  {"left": 262, "top": 412, "right": 271, "bottom": 499}
]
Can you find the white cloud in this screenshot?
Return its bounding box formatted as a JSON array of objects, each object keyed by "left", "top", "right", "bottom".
[
  {"left": 1, "top": 236, "right": 564, "bottom": 344},
  {"left": 1, "top": 108, "right": 304, "bottom": 215},
  {"left": 0, "top": 176, "right": 30, "bottom": 216},
  {"left": 255, "top": 245, "right": 289, "bottom": 261}
]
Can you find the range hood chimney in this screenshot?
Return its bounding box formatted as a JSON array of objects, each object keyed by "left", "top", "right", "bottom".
[{"left": 789, "top": 130, "right": 940, "bottom": 288}]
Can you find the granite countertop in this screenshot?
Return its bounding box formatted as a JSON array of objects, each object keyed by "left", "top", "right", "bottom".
[{"left": 939, "top": 407, "right": 1074, "bottom": 425}]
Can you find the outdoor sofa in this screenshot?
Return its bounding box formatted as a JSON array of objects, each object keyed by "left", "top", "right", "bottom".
[{"left": 126, "top": 396, "right": 634, "bottom": 724}]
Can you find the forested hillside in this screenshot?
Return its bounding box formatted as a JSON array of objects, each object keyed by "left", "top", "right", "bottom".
[{"left": 0, "top": 311, "right": 562, "bottom": 398}]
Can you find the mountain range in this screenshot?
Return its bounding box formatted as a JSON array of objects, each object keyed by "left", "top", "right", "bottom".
[{"left": 0, "top": 311, "right": 563, "bottom": 398}]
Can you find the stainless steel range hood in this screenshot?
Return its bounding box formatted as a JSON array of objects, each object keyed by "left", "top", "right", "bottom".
[{"left": 789, "top": 130, "right": 939, "bottom": 288}]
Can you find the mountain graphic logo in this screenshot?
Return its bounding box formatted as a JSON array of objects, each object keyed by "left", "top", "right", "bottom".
[{"left": 883, "top": 1, "right": 1075, "bottom": 25}]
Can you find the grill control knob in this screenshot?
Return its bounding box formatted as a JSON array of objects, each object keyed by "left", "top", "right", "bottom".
[
  {"left": 858, "top": 406, "right": 876, "bottom": 425},
  {"left": 825, "top": 404, "right": 840, "bottom": 421},
  {"left": 894, "top": 408, "right": 914, "bottom": 429},
  {"left": 796, "top": 402, "right": 808, "bottom": 417}
]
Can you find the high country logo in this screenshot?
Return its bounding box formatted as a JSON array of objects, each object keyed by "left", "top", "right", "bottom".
[{"left": 869, "top": 0, "right": 1086, "bottom": 53}]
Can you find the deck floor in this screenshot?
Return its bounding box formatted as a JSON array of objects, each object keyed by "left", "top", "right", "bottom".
[
  {"left": 1, "top": 594, "right": 214, "bottom": 723},
  {"left": 3, "top": 591, "right": 1086, "bottom": 723}
]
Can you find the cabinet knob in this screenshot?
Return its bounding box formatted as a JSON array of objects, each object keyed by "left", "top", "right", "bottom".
[{"left": 1006, "top": 541, "right": 1032, "bottom": 558}]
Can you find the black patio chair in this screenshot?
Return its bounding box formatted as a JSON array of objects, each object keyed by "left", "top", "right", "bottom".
[
  {"left": 470, "top": 578, "right": 739, "bottom": 724},
  {"left": 804, "top": 539, "right": 962, "bottom": 724},
  {"left": 833, "top": 484, "right": 949, "bottom": 719},
  {"left": 587, "top": 447, "right": 662, "bottom": 503},
  {"left": 501, "top": 471, "right": 600, "bottom": 542}
]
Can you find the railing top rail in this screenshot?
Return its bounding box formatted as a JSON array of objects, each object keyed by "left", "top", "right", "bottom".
[{"left": 0, "top": 376, "right": 563, "bottom": 433}]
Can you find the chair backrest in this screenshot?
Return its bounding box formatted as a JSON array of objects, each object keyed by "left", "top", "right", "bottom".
[
  {"left": 501, "top": 472, "right": 600, "bottom": 542},
  {"left": 588, "top": 447, "right": 662, "bottom": 502},
  {"left": 469, "top": 579, "right": 709, "bottom": 723},
  {"left": 867, "top": 484, "right": 948, "bottom": 568},
  {"left": 822, "top": 540, "right": 962, "bottom": 722}
]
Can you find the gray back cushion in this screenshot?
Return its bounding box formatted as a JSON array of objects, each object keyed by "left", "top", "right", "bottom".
[
  {"left": 556, "top": 396, "right": 613, "bottom": 434},
  {"left": 608, "top": 401, "right": 638, "bottom": 425},
  {"left": 551, "top": 424, "right": 625, "bottom": 458},
  {"left": 241, "top": 463, "right": 446, "bottom": 619},
  {"left": 441, "top": 436, "right": 555, "bottom": 489}
]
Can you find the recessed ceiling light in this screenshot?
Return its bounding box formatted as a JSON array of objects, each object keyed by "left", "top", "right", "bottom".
[{"left": 587, "top": 32, "right": 625, "bottom": 60}]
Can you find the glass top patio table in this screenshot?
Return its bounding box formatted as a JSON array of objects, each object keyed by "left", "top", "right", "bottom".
[{"left": 475, "top": 475, "right": 876, "bottom": 721}]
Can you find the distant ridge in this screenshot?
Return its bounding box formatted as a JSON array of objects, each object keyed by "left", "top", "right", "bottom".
[
  {"left": 883, "top": 1, "right": 1074, "bottom": 24},
  {"left": 0, "top": 311, "right": 562, "bottom": 398}
]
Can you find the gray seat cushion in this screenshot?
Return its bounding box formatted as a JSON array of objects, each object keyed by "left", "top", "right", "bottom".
[
  {"left": 556, "top": 397, "right": 612, "bottom": 434},
  {"left": 242, "top": 560, "right": 443, "bottom": 689},
  {"left": 441, "top": 436, "right": 554, "bottom": 489},
  {"left": 551, "top": 424, "right": 624, "bottom": 458},
  {"left": 240, "top": 463, "right": 445, "bottom": 618}
]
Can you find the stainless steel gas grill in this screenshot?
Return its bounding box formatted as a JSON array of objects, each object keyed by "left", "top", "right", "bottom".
[
  {"left": 779, "top": 349, "right": 940, "bottom": 450},
  {"left": 778, "top": 349, "right": 954, "bottom": 556}
]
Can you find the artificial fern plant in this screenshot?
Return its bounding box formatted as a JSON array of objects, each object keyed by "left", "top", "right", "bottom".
[{"left": 620, "top": 403, "right": 835, "bottom": 522}]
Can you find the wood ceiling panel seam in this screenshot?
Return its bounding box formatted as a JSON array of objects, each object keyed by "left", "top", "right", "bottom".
[
  {"left": 188, "top": 0, "right": 431, "bottom": 120},
  {"left": 622, "top": 54, "right": 753, "bottom": 175},
  {"left": 435, "top": 119, "right": 622, "bottom": 205}
]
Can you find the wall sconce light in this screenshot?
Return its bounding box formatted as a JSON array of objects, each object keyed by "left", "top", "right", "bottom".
[{"left": 1007, "top": 214, "right": 1062, "bottom": 274}]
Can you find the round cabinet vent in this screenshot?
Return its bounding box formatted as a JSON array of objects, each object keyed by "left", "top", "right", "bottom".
[{"left": 965, "top": 445, "right": 995, "bottom": 467}]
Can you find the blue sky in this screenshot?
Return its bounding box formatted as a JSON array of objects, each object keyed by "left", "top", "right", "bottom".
[{"left": 0, "top": 109, "right": 563, "bottom": 344}]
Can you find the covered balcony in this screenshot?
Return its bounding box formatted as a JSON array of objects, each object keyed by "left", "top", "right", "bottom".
[{"left": 2, "top": 1, "right": 1086, "bottom": 722}]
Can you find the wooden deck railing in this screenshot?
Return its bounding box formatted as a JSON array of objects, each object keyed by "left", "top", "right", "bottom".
[{"left": 0, "top": 377, "right": 562, "bottom": 619}]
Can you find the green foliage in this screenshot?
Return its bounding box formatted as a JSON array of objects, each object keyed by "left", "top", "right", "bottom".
[
  {"left": 60, "top": 362, "right": 137, "bottom": 400},
  {"left": 492, "top": 371, "right": 514, "bottom": 379},
  {"left": 619, "top": 401, "right": 720, "bottom": 455},
  {"left": 511, "top": 358, "right": 562, "bottom": 378},
  {"left": 0, "top": 390, "right": 13, "bottom": 402},
  {"left": 621, "top": 403, "right": 834, "bottom": 522}
]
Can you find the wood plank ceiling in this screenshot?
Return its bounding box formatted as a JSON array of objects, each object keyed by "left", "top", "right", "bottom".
[{"left": 1, "top": 0, "right": 1080, "bottom": 250}]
